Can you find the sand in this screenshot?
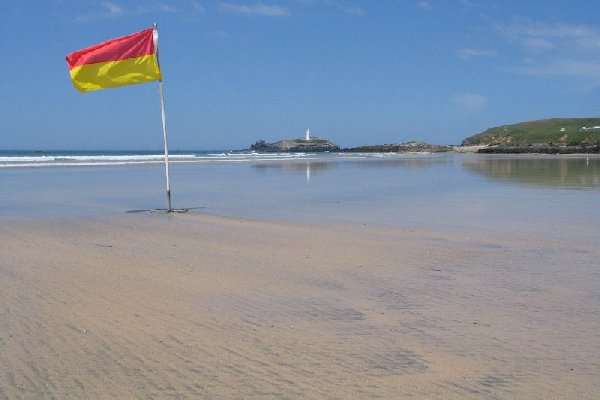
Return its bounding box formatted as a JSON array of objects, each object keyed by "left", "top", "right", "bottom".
[{"left": 0, "top": 213, "right": 598, "bottom": 398}]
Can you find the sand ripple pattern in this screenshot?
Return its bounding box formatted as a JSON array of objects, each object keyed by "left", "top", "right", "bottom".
[{"left": 0, "top": 215, "right": 599, "bottom": 398}]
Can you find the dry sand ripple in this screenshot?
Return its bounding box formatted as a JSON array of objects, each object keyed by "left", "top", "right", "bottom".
[{"left": 0, "top": 214, "right": 598, "bottom": 398}]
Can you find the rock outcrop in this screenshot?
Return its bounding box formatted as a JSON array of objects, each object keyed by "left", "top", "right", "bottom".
[
  {"left": 251, "top": 137, "right": 340, "bottom": 153},
  {"left": 340, "top": 141, "right": 451, "bottom": 153}
]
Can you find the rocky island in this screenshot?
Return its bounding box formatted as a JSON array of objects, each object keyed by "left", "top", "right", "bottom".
[
  {"left": 251, "top": 138, "right": 340, "bottom": 152},
  {"left": 249, "top": 128, "right": 452, "bottom": 153},
  {"left": 251, "top": 129, "right": 340, "bottom": 152}
]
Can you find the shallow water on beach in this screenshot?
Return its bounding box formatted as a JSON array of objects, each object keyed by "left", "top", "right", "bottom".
[{"left": 1, "top": 153, "right": 599, "bottom": 241}]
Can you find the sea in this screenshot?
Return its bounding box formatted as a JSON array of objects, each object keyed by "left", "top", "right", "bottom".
[{"left": 1, "top": 149, "right": 599, "bottom": 243}]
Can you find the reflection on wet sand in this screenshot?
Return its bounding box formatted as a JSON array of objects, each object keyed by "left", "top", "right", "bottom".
[
  {"left": 252, "top": 161, "right": 334, "bottom": 181},
  {"left": 250, "top": 156, "right": 452, "bottom": 181},
  {"left": 462, "top": 155, "right": 600, "bottom": 188},
  {"left": 349, "top": 156, "right": 452, "bottom": 170}
]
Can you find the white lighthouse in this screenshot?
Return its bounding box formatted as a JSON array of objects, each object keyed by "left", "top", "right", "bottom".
[{"left": 305, "top": 128, "right": 311, "bottom": 141}]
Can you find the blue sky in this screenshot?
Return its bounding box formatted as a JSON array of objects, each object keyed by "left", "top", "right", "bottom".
[{"left": 2, "top": 0, "right": 600, "bottom": 150}]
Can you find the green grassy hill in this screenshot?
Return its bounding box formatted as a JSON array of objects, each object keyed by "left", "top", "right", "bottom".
[{"left": 462, "top": 118, "right": 600, "bottom": 146}]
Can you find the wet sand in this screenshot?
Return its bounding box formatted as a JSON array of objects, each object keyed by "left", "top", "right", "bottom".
[{"left": 0, "top": 213, "right": 598, "bottom": 398}]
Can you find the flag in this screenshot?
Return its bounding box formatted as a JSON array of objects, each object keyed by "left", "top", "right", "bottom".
[{"left": 66, "top": 28, "right": 162, "bottom": 93}]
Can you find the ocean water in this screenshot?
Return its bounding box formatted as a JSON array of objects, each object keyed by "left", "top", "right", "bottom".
[
  {"left": 0, "top": 150, "right": 311, "bottom": 168},
  {"left": 1, "top": 150, "right": 599, "bottom": 242}
]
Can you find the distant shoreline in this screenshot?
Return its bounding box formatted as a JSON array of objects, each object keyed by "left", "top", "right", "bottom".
[{"left": 3, "top": 146, "right": 600, "bottom": 157}]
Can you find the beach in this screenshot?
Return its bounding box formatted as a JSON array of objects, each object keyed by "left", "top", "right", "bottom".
[{"left": 1, "top": 153, "right": 599, "bottom": 398}]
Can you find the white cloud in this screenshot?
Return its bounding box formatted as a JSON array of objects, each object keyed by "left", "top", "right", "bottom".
[
  {"left": 218, "top": 2, "right": 290, "bottom": 16},
  {"left": 454, "top": 93, "right": 487, "bottom": 113},
  {"left": 103, "top": 1, "right": 125, "bottom": 15},
  {"left": 503, "top": 23, "right": 592, "bottom": 40},
  {"left": 76, "top": 1, "right": 126, "bottom": 22},
  {"left": 498, "top": 21, "right": 600, "bottom": 53},
  {"left": 510, "top": 60, "right": 600, "bottom": 84},
  {"left": 207, "top": 30, "right": 231, "bottom": 39},
  {"left": 456, "top": 48, "right": 498, "bottom": 59},
  {"left": 75, "top": 1, "right": 180, "bottom": 22},
  {"left": 459, "top": 0, "right": 499, "bottom": 11},
  {"left": 497, "top": 20, "right": 600, "bottom": 88},
  {"left": 336, "top": 4, "right": 364, "bottom": 15},
  {"left": 191, "top": 1, "right": 206, "bottom": 13},
  {"left": 416, "top": 2, "right": 433, "bottom": 10},
  {"left": 294, "top": 0, "right": 365, "bottom": 16},
  {"left": 136, "top": 3, "right": 177, "bottom": 14},
  {"left": 523, "top": 37, "right": 554, "bottom": 51}
]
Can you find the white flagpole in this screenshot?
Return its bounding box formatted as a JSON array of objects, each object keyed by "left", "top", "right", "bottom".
[
  {"left": 154, "top": 23, "right": 172, "bottom": 212},
  {"left": 159, "top": 81, "right": 172, "bottom": 212}
]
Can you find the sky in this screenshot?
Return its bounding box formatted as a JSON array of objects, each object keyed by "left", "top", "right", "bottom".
[{"left": 2, "top": 0, "right": 600, "bottom": 150}]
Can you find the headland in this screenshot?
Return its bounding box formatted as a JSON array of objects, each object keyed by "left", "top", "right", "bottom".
[
  {"left": 249, "top": 118, "right": 600, "bottom": 154},
  {"left": 463, "top": 118, "right": 600, "bottom": 154}
]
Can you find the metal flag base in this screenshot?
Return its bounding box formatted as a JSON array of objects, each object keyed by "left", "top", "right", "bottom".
[{"left": 151, "top": 208, "right": 190, "bottom": 214}]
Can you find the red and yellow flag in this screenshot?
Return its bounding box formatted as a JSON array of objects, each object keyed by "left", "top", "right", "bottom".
[{"left": 66, "top": 28, "right": 162, "bottom": 93}]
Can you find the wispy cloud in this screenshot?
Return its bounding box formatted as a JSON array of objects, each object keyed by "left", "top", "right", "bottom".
[
  {"left": 509, "top": 60, "right": 600, "bottom": 85},
  {"left": 416, "top": 2, "right": 433, "bottom": 10},
  {"left": 497, "top": 20, "right": 600, "bottom": 88},
  {"left": 456, "top": 48, "right": 498, "bottom": 59},
  {"left": 297, "top": 0, "right": 365, "bottom": 16},
  {"left": 136, "top": 3, "right": 177, "bottom": 14},
  {"left": 191, "top": 1, "right": 206, "bottom": 13},
  {"left": 497, "top": 21, "right": 600, "bottom": 53},
  {"left": 218, "top": 2, "right": 290, "bottom": 16},
  {"left": 459, "top": 0, "right": 498, "bottom": 10},
  {"left": 103, "top": 1, "right": 125, "bottom": 15},
  {"left": 454, "top": 93, "right": 487, "bottom": 113},
  {"left": 207, "top": 30, "right": 231, "bottom": 39},
  {"left": 523, "top": 37, "right": 553, "bottom": 51},
  {"left": 335, "top": 4, "right": 364, "bottom": 16},
  {"left": 76, "top": 1, "right": 125, "bottom": 22},
  {"left": 75, "top": 1, "right": 179, "bottom": 22}
]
